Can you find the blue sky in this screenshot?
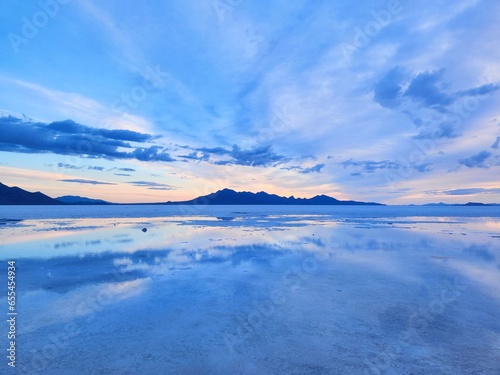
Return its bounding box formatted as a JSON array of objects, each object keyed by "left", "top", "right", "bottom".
[{"left": 0, "top": 0, "right": 499, "bottom": 203}]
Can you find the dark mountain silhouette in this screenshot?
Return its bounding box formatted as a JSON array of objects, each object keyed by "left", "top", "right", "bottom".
[
  {"left": 57, "top": 196, "right": 110, "bottom": 205},
  {"left": 164, "top": 188, "right": 384, "bottom": 205},
  {"left": 423, "top": 202, "right": 499, "bottom": 206},
  {"left": 0, "top": 182, "right": 63, "bottom": 205}
]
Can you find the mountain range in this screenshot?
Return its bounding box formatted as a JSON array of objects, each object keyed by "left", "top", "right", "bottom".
[
  {"left": 0, "top": 182, "right": 63, "bottom": 205},
  {"left": 1, "top": 182, "right": 498, "bottom": 206},
  {"left": 164, "top": 188, "right": 383, "bottom": 205},
  {"left": 56, "top": 196, "right": 110, "bottom": 205},
  {"left": 0, "top": 182, "right": 382, "bottom": 205}
]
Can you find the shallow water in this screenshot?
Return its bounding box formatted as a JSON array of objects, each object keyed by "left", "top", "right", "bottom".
[{"left": 0, "top": 206, "right": 499, "bottom": 374}]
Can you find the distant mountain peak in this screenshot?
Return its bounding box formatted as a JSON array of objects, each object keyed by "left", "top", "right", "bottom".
[
  {"left": 56, "top": 195, "right": 110, "bottom": 205},
  {"left": 0, "top": 182, "right": 62, "bottom": 205}
]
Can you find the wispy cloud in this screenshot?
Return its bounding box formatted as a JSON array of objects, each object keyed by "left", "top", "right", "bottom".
[
  {"left": 128, "top": 181, "right": 177, "bottom": 190},
  {"left": 491, "top": 136, "right": 500, "bottom": 149},
  {"left": 56, "top": 163, "right": 105, "bottom": 171},
  {"left": 442, "top": 188, "right": 500, "bottom": 195},
  {"left": 458, "top": 151, "right": 499, "bottom": 169},
  {"left": 197, "top": 144, "right": 290, "bottom": 167},
  {"left": 58, "top": 179, "right": 117, "bottom": 185},
  {"left": 299, "top": 163, "right": 325, "bottom": 174}
]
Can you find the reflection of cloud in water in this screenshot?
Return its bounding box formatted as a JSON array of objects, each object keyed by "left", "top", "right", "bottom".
[
  {"left": 21, "top": 278, "right": 150, "bottom": 334},
  {"left": 444, "top": 259, "right": 500, "bottom": 300}
]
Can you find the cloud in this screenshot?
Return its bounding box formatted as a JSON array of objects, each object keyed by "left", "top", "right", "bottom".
[
  {"left": 129, "top": 146, "right": 175, "bottom": 162},
  {"left": 178, "top": 151, "right": 209, "bottom": 161},
  {"left": 58, "top": 179, "right": 117, "bottom": 185},
  {"left": 373, "top": 67, "right": 406, "bottom": 109},
  {"left": 491, "top": 136, "right": 500, "bottom": 149},
  {"left": 114, "top": 173, "right": 131, "bottom": 177},
  {"left": 57, "top": 163, "right": 80, "bottom": 170},
  {"left": 196, "top": 146, "right": 229, "bottom": 155},
  {"left": 458, "top": 151, "right": 493, "bottom": 168},
  {"left": 373, "top": 67, "right": 500, "bottom": 144},
  {"left": 341, "top": 159, "right": 432, "bottom": 176},
  {"left": 230, "top": 144, "right": 288, "bottom": 166},
  {"left": 457, "top": 83, "right": 500, "bottom": 97},
  {"left": 0, "top": 116, "right": 173, "bottom": 163},
  {"left": 341, "top": 159, "right": 400, "bottom": 173},
  {"left": 128, "top": 181, "right": 177, "bottom": 190},
  {"left": 299, "top": 163, "right": 325, "bottom": 174},
  {"left": 441, "top": 188, "right": 500, "bottom": 195},
  {"left": 46, "top": 120, "right": 156, "bottom": 142},
  {"left": 404, "top": 69, "right": 453, "bottom": 109},
  {"left": 414, "top": 122, "right": 461, "bottom": 139},
  {"left": 375, "top": 68, "right": 500, "bottom": 113},
  {"left": 87, "top": 166, "right": 105, "bottom": 171},
  {"left": 56, "top": 163, "right": 105, "bottom": 171},
  {"left": 414, "top": 163, "right": 432, "bottom": 172},
  {"left": 108, "top": 167, "right": 136, "bottom": 172},
  {"left": 196, "top": 144, "right": 289, "bottom": 167}
]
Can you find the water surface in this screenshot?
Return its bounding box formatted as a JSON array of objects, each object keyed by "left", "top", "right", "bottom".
[{"left": 0, "top": 206, "right": 498, "bottom": 374}]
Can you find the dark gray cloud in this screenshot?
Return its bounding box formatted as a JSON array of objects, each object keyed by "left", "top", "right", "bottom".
[
  {"left": 0, "top": 116, "right": 174, "bottom": 163},
  {"left": 299, "top": 163, "right": 325, "bottom": 174},
  {"left": 458, "top": 151, "right": 492, "bottom": 168},
  {"left": 196, "top": 144, "right": 289, "bottom": 167},
  {"left": 442, "top": 188, "right": 500, "bottom": 195},
  {"left": 114, "top": 173, "right": 131, "bottom": 177},
  {"left": 58, "top": 179, "right": 117, "bottom": 185}
]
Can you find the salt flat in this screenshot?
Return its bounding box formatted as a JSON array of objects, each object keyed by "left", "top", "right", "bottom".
[{"left": 0, "top": 206, "right": 499, "bottom": 374}]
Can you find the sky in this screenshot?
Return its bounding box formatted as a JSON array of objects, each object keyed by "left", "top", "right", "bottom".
[{"left": 0, "top": 0, "right": 499, "bottom": 204}]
